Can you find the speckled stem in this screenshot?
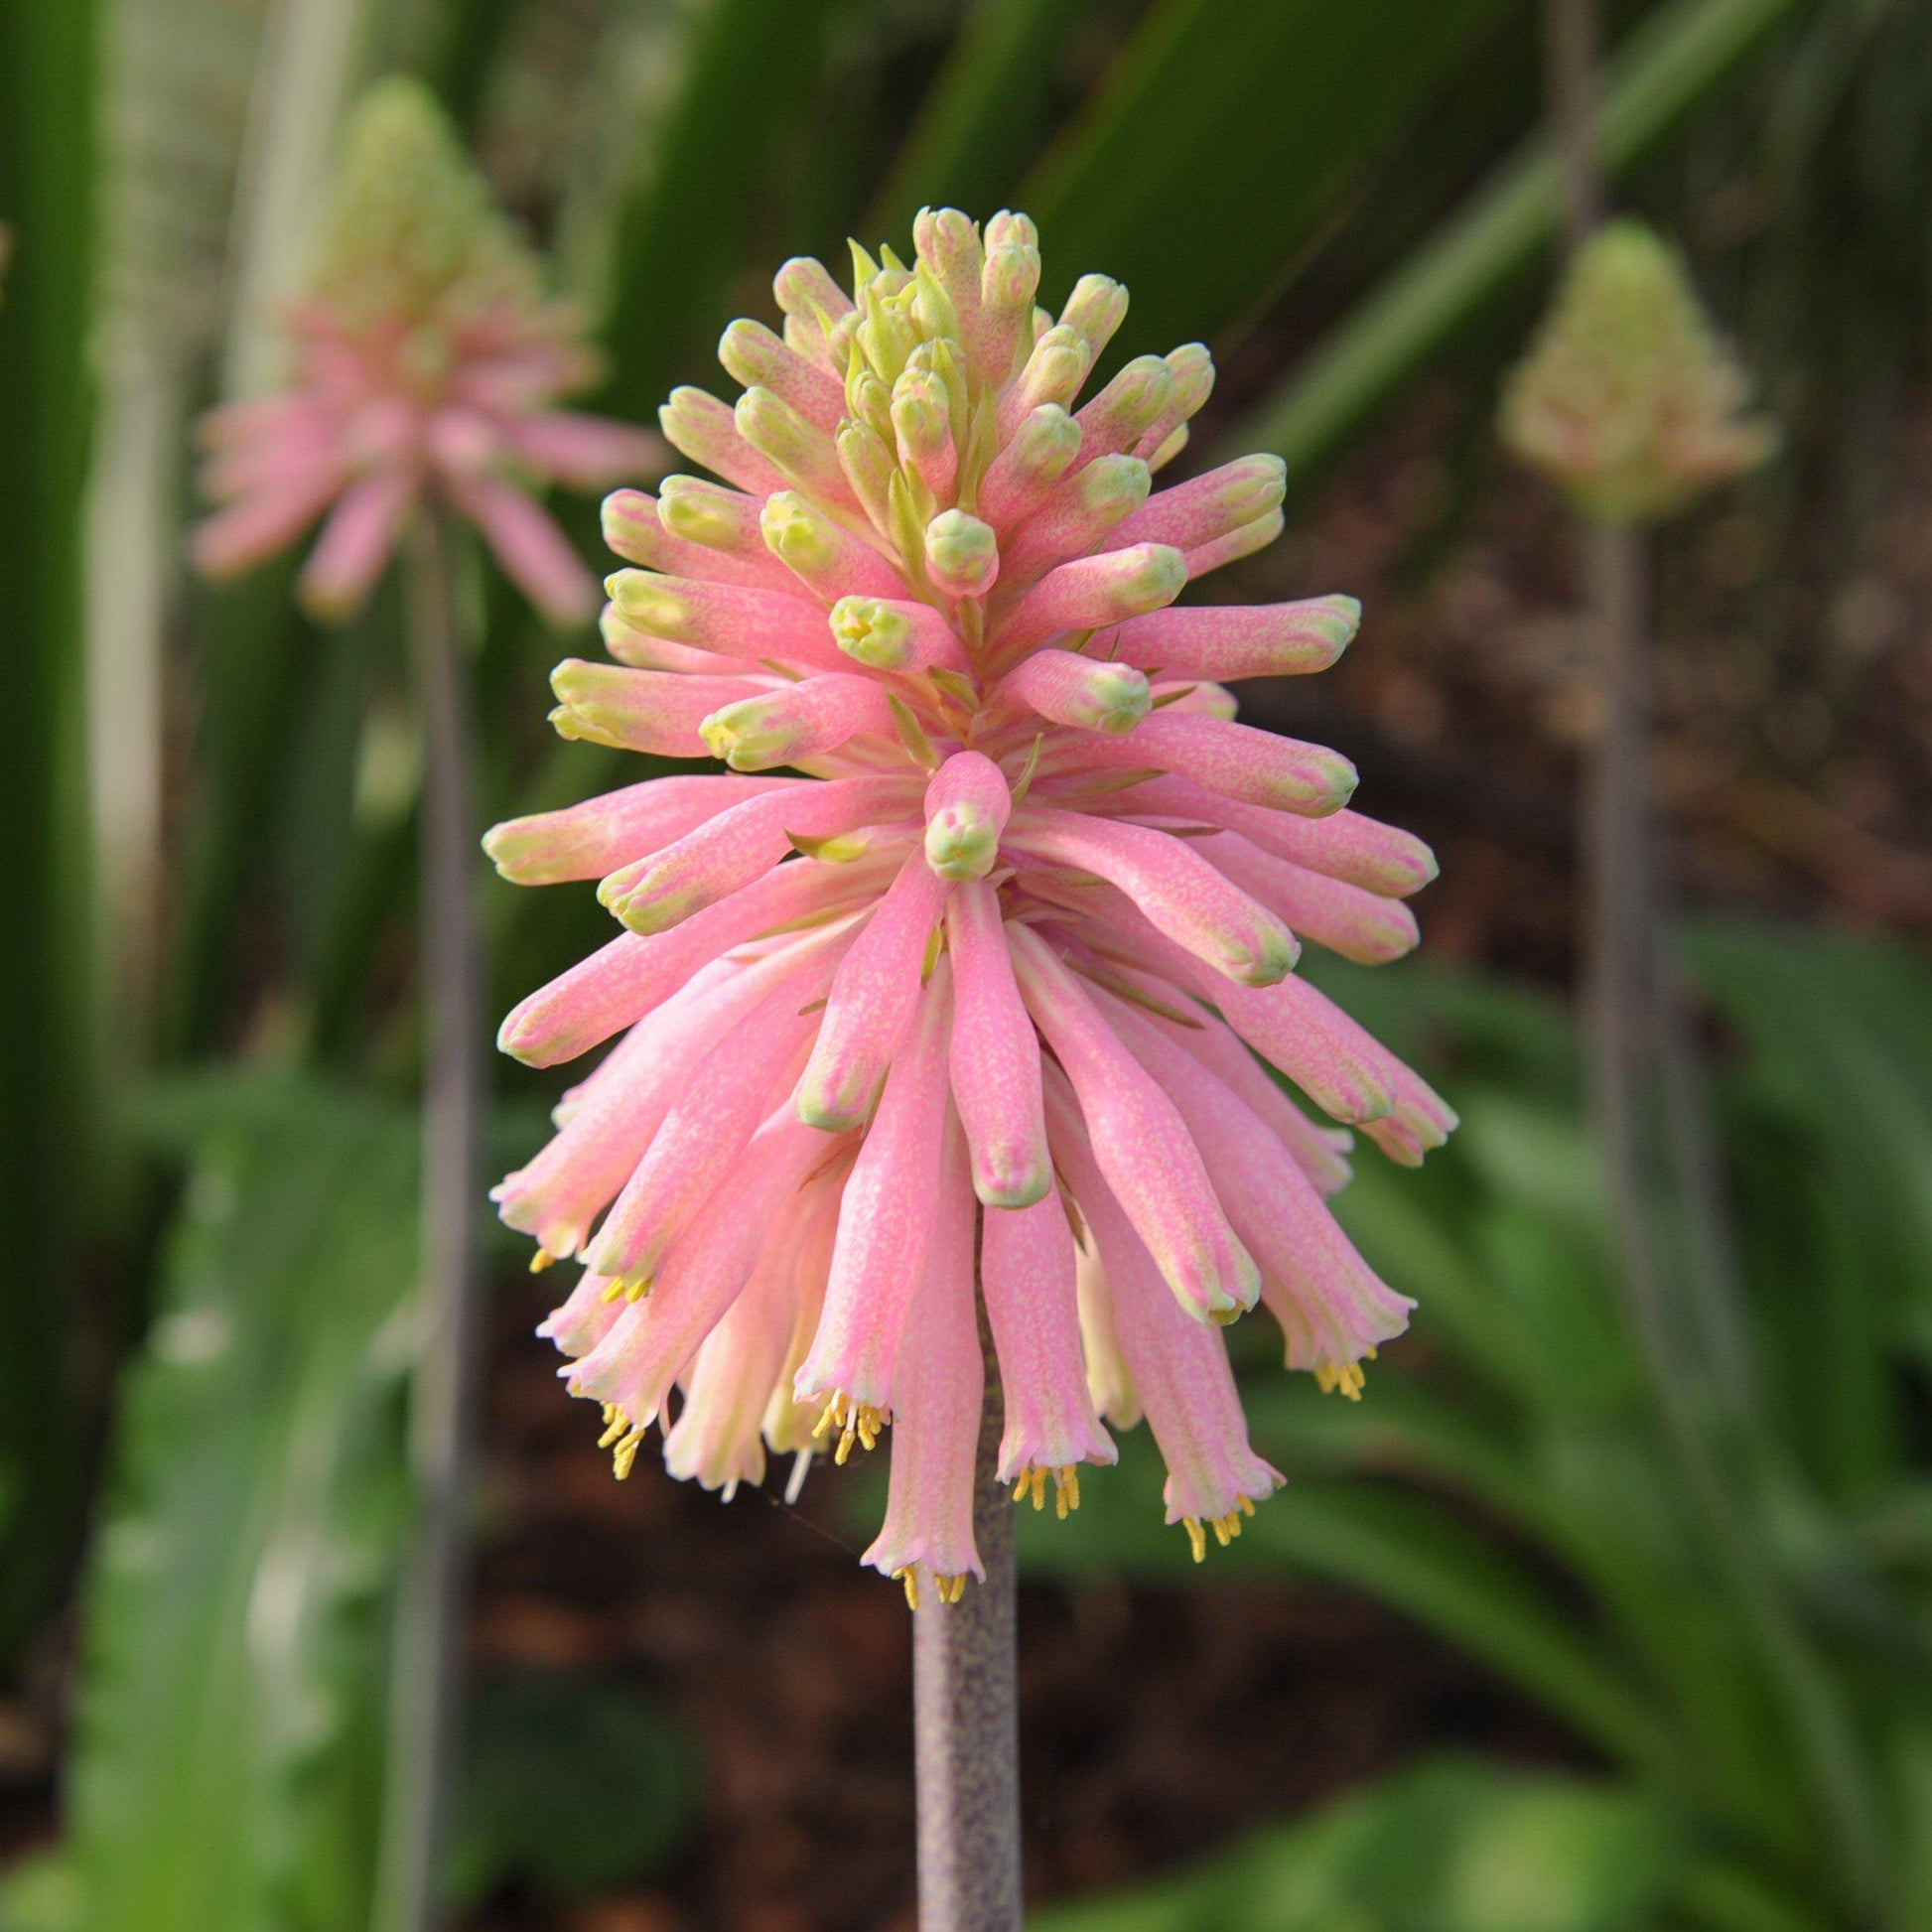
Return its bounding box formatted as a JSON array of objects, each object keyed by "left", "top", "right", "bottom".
[
  {"left": 912, "top": 1302, "right": 1022, "bottom": 1931},
  {"left": 372, "top": 499, "right": 484, "bottom": 1932}
]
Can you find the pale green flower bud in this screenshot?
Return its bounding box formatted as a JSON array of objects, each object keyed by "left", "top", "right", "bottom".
[
  {"left": 925, "top": 509, "right": 999, "bottom": 598},
  {"left": 1500, "top": 218, "right": 1775, "bottom": 523}
]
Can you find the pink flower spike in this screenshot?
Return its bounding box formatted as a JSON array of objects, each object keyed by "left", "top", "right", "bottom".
[
  {"left": 1099, "top": 596, "right": 1359, "bottom": 683},
  {"left": 982, "top": 1192, "right": 1115, "bottom": 1487},
  {"left": 1099, "top": 991, "right": 1413, "bottom": 1372},
  {"left": 660, "top": 1238, "right": 793, "bottom": 1498},
  {"left": 1061, "top": 711, "right": 1358, "bottom": 816},
  {"left": 447, "top": 473, "right": 599, "bottom": 623},
  {"left": 599, "top": 774, "right": 919, "bottom": 934},
  {"left": 924, "top": 752, "right": 1012, "bottom": 882},
  {"left": 588, "top": 941, "right": 837, "bottom": 1287},
  {"left": 1044, "top": 1075, "right": 1279, "bottom": 1540},
  {"left": 189, "top": 80, "right": 647, "bottom": 622},
  {"left": 1200, "top": 832, "right": 1421, "bottom": 965},
  {"left": 993, "top": 542, "right": 1186, "bottom": 657},
  {"left": 989, "top": 648, "right": 1151, "bottom": 737},
  {"left": 1009, "top": 924, "right": 1259, "bottom": 1324},
  {"left": 945, "top": 882, "right": 1049, "bottom": 1206},
  {"left": 548, "top": 661, "right": 764, "bottom": 757},
  {"left": 483, "top": 773, "right": 803, "bottom": 887},
  {"left": 504, "top": 410, "right": 664, "bottom": 488},
  {"left": 631, "top": 480, "right": 797, "bottom": 591},
  {"left": 796, "top": 961, "right": 954, "bottom": 1419},
  {"left": 831, "top": 595, "right": 971, "bottom": 676},
  {"left": 536, "top": 1266, "right": 628, "bottom": 1359},
  {"left": 760, "top": 491, "right": 906, "bottom": 603},
  {"left": 606, "top": 570, "right": 849, "bottom": 672},
  {"left": 863, "top": 1107, "right": 984, "bottom": 1602},
  {"left": 700, "top": 671, "right": 899, "bottom": 771},
  {"left": 497, "top": 857, "right": 880, "bottom": 1067},
  {"left": 570, "top": 1112, "right": 831, "bottom": 1439},
  {"left": 794, "top": 853, "right": 952, "bottom": 1130},
  {"left": 1106, "top": 455, "right": 1286, "bottom": 555},
  {"left": 660, "top": 385, "right": 789, "bottom": 496},
  {"left": 492, "top": 208, "right": 1453, "bottom": 1573},
  {"left": 1004, "top": 807, "right": 1296, "bottom": 988},
  {"left": 1104, "top": 775, "right": 1438, "bottom": 897},
  {"left": 297, "top": 467, "right": 417, "bottom": 619}
]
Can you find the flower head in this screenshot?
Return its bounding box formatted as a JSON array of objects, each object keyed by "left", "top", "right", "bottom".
[
  {"left": 191, "top": 76, "right": 660, "bottom": 621},
  {"left": 491, "top": 209, "right": 1453, "bottom": 1600},
  {"left": 1499, "top": 217, "right": 1774, "bottom": 523}
]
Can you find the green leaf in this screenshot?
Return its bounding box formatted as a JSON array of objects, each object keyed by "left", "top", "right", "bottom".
[
  {"left": 596, "top": 0, "right": 844, "bottom": 424},
  {"left": 1019, "top": 0, "right": 1513, "bottom": 358},
  {"left": 66, "top": 1073, "right": 419, "bottom": 1932},
  {"left": 0, "top": 0, "right": 100, "bottom": 1658},
  {"left": 448, "top": 1673, "right": 696, "bottom": 1905},
  {"left": 865, "top": 0, "right": 1087, "bottom": 240},
  {"left": 1231, "top": 0, "right": 1811, "bottom": 477},
  {"left": 1031, "top": 1754, "right": 1690, "bottom": 1932}
]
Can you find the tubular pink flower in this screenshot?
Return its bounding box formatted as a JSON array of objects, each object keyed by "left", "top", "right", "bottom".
[
  {"left": 982, "top": 1193, "right": 1116, "bottom": 1502},
  {"left": 190, "top": 79, "right": 658, "bottom": 621},
  {"left": 495, "top": 208, "right": 1454, "bottom": 1583}
]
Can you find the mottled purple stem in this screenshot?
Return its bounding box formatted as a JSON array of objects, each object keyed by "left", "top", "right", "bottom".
[{"left": 912, "top": 1300, "right": 1022, "bottom": 1931}]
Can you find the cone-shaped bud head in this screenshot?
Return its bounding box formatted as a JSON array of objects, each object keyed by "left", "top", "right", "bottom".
[
  {"left": 831, "top": 596, "right": 912, "bottom": 668},
  {"left": 924, "top": 752, "right": 1012, "bottom": 881},
  {"left": 1007, "top": 405, "right": 1081, "bottom": 487},
  {"left": 925, "top": 509, "right": 999, "bottom": 598},
  {"left": 1500, "top": 218, "right": 1775, "bottom": 523},
  {"left": 1062, "top": 659, "right": 1152, "bottom": 734},
  {"left": 311, "top": 76, "right": 547, "bottom": 337}
]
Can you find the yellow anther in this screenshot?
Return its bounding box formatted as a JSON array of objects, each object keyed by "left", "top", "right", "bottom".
[
  {"left": 597, "top": 1408, "right": 630, "bottom": 1450},
  {"left": 1211, "top": 1515, "right": 1233, "bottom": 1548},
  {"left": 1315, "top": 1361, "right": 1367, "bottom": 1400},
  {"left": 1057, "top": 1465, "right": 1080, "bottom": 1518},
  {"left": 600, "top": 1279, "right": 625, "bottom": 1304},
  {"left": 529, "top": 1247, "right": 556, "bottom": 1275},
  {"left": 812, "top": 1394, "right": 843, "bottom": 1441},
  {"left": 898, "top": 1568, "right": 921, "bottom": 1611},
  {"left": 942, "top": 1574, "right": 967, "bottom": 1603},
  {"left": 1183, "top": 1517, "right": 1207, "bottom": 1564},
  {"left": 1237, "top": 1494, "right": 1255, "bottom": 1518},
  {"left": 623, "top": 1275, "right": 651, "bottom": 1304},
  {"left": 612, "top": 1428, "right": 645, "bottom": 1480}
]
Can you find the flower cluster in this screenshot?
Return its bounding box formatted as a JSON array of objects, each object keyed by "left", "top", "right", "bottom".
[
  {"left": 1499, "top": 217, "right": 1774, "bottom": 523},
  {"left": 191, "top": 76, "right": 659, "bottom": 621},
  {"left": 489, "top": 209, "right": 1453, "bottom": 1601}
]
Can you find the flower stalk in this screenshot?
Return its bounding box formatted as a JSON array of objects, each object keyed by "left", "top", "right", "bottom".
[
  {"left": 372, "top": 499, "right": 484, "bottom": 1932},
  {"left": 911, "top": 1292, "right": 1022, "bottom": 1932}
]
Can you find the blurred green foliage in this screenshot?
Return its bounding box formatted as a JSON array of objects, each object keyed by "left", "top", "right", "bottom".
[{"left": 2, "top": 0, "right": 1930, "bottom": 1927}]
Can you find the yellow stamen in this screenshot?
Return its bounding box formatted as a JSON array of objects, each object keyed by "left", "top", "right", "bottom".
[
  {"left": 1057, "top": 1465, "right": 1080, "bottom": 1518},
  {"left": 1237, "top": 1494, "right": 1255, "bottom": 1517},
  {"left": 1314, "top": 1361, "right": 1367, "bottom": 1400},
  {"left": 612, "top": 1427, "right": 645, "bottom": 1480},
  {"left": 1183, "top": 1517, "right": 1207, "bottom": 1564},
  {"left": 600, "top": 1278, "right": 625, "bottom": 1304},
  {"left": 529, "top": 1247, "right": 556, "bottom": 1275},
  {"left": 597, "top": 1408, "right": 630, "bottom": 1450},
  {"left": 623, "top": 1275, "right": 651, "bottom": 1304},
  {"left": 942, "top": 1573, "right": 967, "bottom": 1602},
  {"left": 898, "top": 1567, "right": 921, "bottom": 1611}
]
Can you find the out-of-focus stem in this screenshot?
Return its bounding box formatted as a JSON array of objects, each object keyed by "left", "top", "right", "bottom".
[
  {"left": 1547, "top": 0, "right": 1885, "bottom": 1908},
  {"left": 912, "top": 1304, "right": 1022, "bottom": 1932},
  {"left": 372, "top": 500, "right": 484, "bottom": 1932}
]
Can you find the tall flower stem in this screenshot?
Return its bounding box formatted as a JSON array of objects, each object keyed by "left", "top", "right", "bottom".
[
  {"left": 1545, "top": 0, "right": 1887, "bottom": 1907},
  {"left": 373, "top": 498, "right": 484, "bottom": 1932},
  {"left": 912, "top": 1302, "right": 1022, "bottom": 1932}
]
